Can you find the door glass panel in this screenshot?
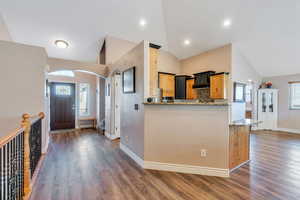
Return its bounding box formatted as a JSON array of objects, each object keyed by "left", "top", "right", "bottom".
[
  {"left": 262, "top": 92, "right": 266, "bottom": 112},
  {"left": 269, "top": 92, "right": 274, "bottom": 112},
  {"left": 56, "top": 85, "right": 71, "bottom": 96}
]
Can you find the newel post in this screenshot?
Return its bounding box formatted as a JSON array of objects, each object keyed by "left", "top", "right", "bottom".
[{"left": 22, "top": 113, "right": 32, "bottom": 199}]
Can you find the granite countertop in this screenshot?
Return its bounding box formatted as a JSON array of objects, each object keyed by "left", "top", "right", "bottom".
[
  {"left": 229, "top": 119, "right": 262, "bottom": 126},
  {"left": 143, "top": 102, "right": 229, "bottom": 106}
]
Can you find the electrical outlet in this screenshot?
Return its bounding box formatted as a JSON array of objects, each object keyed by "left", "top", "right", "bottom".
[{"left": 201, "top": 149, "right": 207, "bottom": 157}]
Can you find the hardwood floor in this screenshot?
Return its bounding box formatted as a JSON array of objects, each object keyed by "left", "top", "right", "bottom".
[{"left": 30, "top": 130, "right": 300, "bottom": 200}]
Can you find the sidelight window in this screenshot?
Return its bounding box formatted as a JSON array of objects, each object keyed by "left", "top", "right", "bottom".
[
  {"left": 79, "top": 83, "right": 90, "bottom": 116},
  {"left": 290, "top": 82, "right": 300, "bottom": 110}
]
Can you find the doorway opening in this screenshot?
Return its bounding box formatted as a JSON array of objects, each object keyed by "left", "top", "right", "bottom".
[{"left": 47, "top": 70, "right": 106, "bottom": 132}]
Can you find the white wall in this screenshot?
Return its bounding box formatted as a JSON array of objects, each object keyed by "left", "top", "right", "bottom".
[
  {"left": 263, "top": 74, "right": 300, "bottom": 132},
  {"left": 0, "top": 41, "right": 48, "bottom": 151},
  {"left": 48, "top": 57, "right": 107, "bottom": 77},
  {"left": 157, "top": 50, "right": 181, "bottom": 74},
  {"left": 231, "top": 45, "right": 262, "bottom": 121},
  {"left": 106, "top": 41, "right": 146, "bottom": 158},
  {"left": 48, "top": 71, "right": 98, "bottom": 128},
  {"left": 0, "top": 41, "right": 47, "bottom": 118},
  {"left": 105, "top": 36, "right": 137, "bottom": 66},
  {"left": 0, "top": 14, "right": 12, "bottom": 41}
]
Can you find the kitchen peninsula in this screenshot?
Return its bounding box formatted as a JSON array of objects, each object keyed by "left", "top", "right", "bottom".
[
  {"left": 143, "top": 101, "right": 254, "bottom": 177},
  {"left": 138, "top": 45, "right": 252, "bottom": 177}
]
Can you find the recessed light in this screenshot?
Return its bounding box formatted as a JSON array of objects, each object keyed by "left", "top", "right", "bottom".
[
  {"left": 55, "top": 40, "right": 69, "bottom": 48},
  {"left": 223, "top": 19, "right": 232, "bottom": 28},
  {"left": 139, "top": 19, "right": 147, "bottom": 27},
  {"left": 184, "top": 39, "right": 191, "bottom": 46},
  {"left": 248, "top": 79, "right": 253, "bottom": 82}
]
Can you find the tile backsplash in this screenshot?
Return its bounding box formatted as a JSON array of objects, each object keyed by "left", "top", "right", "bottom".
[{"left": 196, "top": 88, "right": 214, "bottom": 102}]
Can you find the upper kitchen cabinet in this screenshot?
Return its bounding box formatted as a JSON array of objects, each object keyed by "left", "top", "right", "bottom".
[
  {"left": 149, "top": 43, "right": 161, "bottom": 96},
  {"left": 158, "top": 72, "right": 175, "bottom": 97},
  {"left": 210, "top": 72, "right": 229, "bottom": 99},
  {"left": 175, "top": 75, "right": 192, "bottom": 99},
  {"left": 186, "top": 78, "right": 197, "bottom": 99}
]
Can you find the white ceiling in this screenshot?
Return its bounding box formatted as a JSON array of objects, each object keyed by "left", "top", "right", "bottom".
[{"left": 1, "top": 0, "right": 300, "bottom": 76}]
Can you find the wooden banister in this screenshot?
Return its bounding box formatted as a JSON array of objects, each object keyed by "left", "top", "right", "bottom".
[
  {"left": 22, "top": 112, "right": 45, "bottom": 200},
  {"left": 0, "top": 112, "right": 45, "bottom": 200}
]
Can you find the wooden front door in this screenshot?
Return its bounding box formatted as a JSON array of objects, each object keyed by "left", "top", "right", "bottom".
[{"left": 50, "top": 82, "right": 76, "bottom": 130}]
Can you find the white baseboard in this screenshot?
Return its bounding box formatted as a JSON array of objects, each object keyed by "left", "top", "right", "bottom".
[
  {"left": 120, "top": 144, "right": 229, "bottom": 177},
  {"left": 230, "top": 160, "right": 250, "bottom": 173},
  {"left": 120, "top": 143, "right": 144, "bottom": 168},
  {"left": 274, "top": 128, "right": 300, "bottom": 134},
  {"left": 144, "top": 161, "right": 229, "bottom": 177},
  {"left": 105, "top": 132, "right": 120, "bottom": 140}
]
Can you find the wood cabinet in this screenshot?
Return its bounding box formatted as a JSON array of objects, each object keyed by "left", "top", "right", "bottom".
[
  {"left": 229, "top": 125, "right": 250, "bottom": 170},
  {"left": 186, "top": 79, "right": 197, "bottom": 99},
  {"left": 158, "top": 72, "right": 175, "bottom": 97},
  {"left": 210, "top": 73, "right": 228, "bottom": 99}
]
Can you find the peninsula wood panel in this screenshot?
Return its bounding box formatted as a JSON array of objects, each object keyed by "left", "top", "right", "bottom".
[
  {"left": 149, "top": 47, "right": 158, "bottom": 96},
  {"left": 210, "top": 73, "right": 228, "bottom": 99},
  {"left": 229, "top": 125, "right": 250, "bottom": 169},
  {"left": 186, "top": 79, "right": 197, "bottom": 99},
  {"left": 158, "top": 73, "right": 175, "bottom": 97}
]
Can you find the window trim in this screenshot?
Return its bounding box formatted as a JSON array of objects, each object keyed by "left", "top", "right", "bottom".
[
  {"left": 79, "top": 83, "right": 90, "bottom": 116},
  {"left": 289, "top": 82, "right": 300, "bottom": 110}
]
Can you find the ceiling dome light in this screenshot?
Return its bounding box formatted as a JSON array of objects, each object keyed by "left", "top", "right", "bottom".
[
  {"left": 139, "top": 18, "right": 147, "bottom": 27},
  {"left": 184, "top": 39, "right": 191, "bottom": 46},
  {"left": 55, "top": 40, "right": 69, "bottom": 48},
  {"left": 223, "top": 19, "right": 232, "bottom": 28}
]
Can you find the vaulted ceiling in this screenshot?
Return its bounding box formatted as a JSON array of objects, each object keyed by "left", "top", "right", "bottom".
[{"left": 1, "top": 0, "right": 300, "bottom": 76}]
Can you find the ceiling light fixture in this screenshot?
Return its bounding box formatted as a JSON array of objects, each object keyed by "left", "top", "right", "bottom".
[
  {"left": 55, "top": 40, "right": 69, "bottom": 48},
  {"left": 139, "top": 18, "right": 147, "bottom": 27},
  {"left": 184, "top": 39, "right": 191, "bottom": 46},
  {"left": 223, "top": 19, "right": 232, "bottom": 28}
]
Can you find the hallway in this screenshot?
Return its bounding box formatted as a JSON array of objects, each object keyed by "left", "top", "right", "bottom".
[{"left": 30, "top": 130, "right": 300, "bottom": 200}]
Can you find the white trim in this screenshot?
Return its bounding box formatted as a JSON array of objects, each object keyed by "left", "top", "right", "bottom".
[
  {"left": 105, "top": 132, "right": 120, "bottom": 140},
  {"left": 273, "top": 128, "right": 300, "bottom": 134},
  {"left": 144, "top": 161, "right": 229, "bottom": 177},
  {"left": 230, "top": 160, "right": 250, "bottom": 173},
  {"left": 120, "top": 143, "right": 229, "bottom": 177},
  {"left": 120, "top": 143, "right": 144, "bottom": 168}
]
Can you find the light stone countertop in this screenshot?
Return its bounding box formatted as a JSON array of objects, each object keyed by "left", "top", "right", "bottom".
[
  {"left": 229, "top": 119, "right": 262, "bottom": 126},
  {"left": 143, "top": 102, "right": 229, "bottom": 106}
]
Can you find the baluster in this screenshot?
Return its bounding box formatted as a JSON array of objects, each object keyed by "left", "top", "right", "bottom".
[{"left": 0, "top": 146, "right": 2, "bottom": 200}]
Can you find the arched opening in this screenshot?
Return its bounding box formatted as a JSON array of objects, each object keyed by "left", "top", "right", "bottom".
[{"left": 46, "top": 69, "right": 106, "bottom": 133}]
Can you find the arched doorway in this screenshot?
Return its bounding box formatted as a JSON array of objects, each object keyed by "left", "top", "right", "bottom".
[{"left": 46, "top": 70, "right": 106, "bottom": 133}]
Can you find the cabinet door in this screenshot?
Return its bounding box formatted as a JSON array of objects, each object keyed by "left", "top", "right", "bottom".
[
  {"left": 175, "top": 76, "right": 187, "bottom": 99},
  {"left": 158, "top": 73, "right": 175, "bottom": 97},
  {"left": 210, "top": 75, "right": 224, "bottom": 99},
  {"left": 186, "top": 79, "right": 197, "bottom": 99}
]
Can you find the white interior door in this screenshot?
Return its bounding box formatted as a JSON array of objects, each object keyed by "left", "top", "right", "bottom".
[{"left": 114, "top": 74, "right": 121, "bottom": 138}]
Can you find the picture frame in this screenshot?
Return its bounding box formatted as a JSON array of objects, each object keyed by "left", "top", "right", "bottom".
[
  {"left": 233, "top": 82, "right": 246, "bottom": 102},
  {"left": 122, "top": 67, "right": 136, "bottom": 93}
]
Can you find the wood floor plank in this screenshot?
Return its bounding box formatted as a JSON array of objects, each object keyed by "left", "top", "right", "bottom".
[{"left": 30, "top": 130, "right": 300, "bottom": 200}]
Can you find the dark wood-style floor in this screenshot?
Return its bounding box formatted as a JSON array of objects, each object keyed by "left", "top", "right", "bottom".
[{"left": 30, "top": 130, "right": 300, "bottom": 200}]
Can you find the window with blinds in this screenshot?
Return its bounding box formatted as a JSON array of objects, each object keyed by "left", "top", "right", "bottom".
[{"left": 290, "top": 82, "right": 300, "bottom": 109}]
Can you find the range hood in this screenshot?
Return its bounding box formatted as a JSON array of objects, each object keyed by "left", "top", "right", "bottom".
[{"left": 192, "top": 71, "right": 216, "bottom": 88}]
